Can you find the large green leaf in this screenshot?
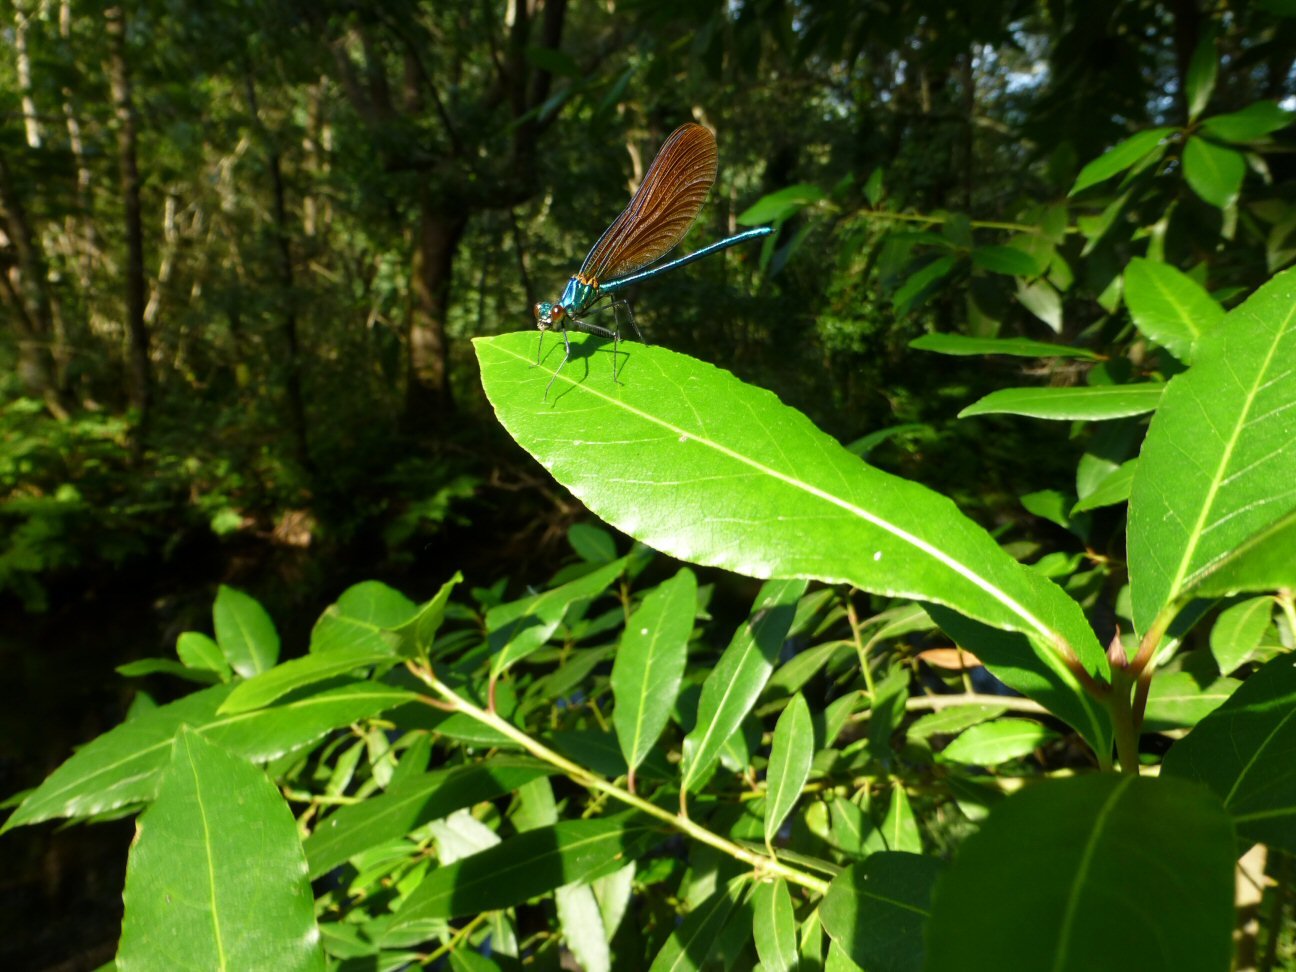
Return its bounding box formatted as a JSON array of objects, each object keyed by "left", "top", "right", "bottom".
[
  {"left": 959, "top": 384, "right": 1163, "bottom": 421},
  {"left": 611, "top": 569, "right": 696, "bottom": 781},
  {"left": 681, "top": 579, "right": 806, "bottom": 793},
  {"left": 214, "top": 585, "right": 279, "bottom": 677},
  {"left": 476, "top": 333, "right": 1107, "bottom": 707},
  {"left": 117, "top": 730, "right": 324, "bottom": 971},
  {"left": 3, "top": 681, "right": 416, "bottom": 830},
  {"left": 925, "top": 776, "right": 1235, "bottom": 972},
  {"left": 1182, "top": 136, "right": 1245, "bottom": 209},
  {"left": 388, "top": 816, "right": 654, "bottom": 928},
  {"left": 1128, "top": 267, "right": 1296, "bottom": 636},
  {"left": 1163, "top": 652, "right": 1296, "bottom": 851},
  {"left": 764, "top": 693, "right": 814, "bottom": 846},
  {"left": 820, "top": 853, "right": 941, "bottom": 972},
  {"left": 303, "top": 757, "right": 553, "bottom": 878},
  {"left": 1123, "top": 257, "right": 1223, "bottom": 364}
]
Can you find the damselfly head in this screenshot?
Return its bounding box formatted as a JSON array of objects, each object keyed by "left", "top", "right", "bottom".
[{"left": 533, "top": 301, "right": 565, "bottom": 331}]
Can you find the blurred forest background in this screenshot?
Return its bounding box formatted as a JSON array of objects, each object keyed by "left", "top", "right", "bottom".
[{"left": 3, "top": 0, "right": 1295, "bottom": 967}]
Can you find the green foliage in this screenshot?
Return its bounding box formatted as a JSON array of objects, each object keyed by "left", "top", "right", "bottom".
[{"left": 7, "top": 1, "right": 1296, "bottom": 969}]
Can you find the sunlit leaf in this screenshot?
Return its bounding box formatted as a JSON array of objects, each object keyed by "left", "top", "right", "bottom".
[
  {"left": 214, "top": 585, "right": 279, "bottom": 677},
  {"left": 4, "top": 682, "right": 415, "bottom": 831},
  {"left": 220, "top": 643, "right": 398, "bottom": 713},
  {"left": 959, "top": 384, "right": 1163, "bottom": 421},
  {"left": 1182, "top": 136, "right": 1245, "bottom": 209},
  {"left": 1209, "top": 596, "right": 1274, "bottom": 675},
  {"left": 909, "top": 334, "right": 1099, "bottom": 359},
  {"left": 1124, "top": 257, "right": 1223, "bottom": 364},
  {"left": 881, "top": 786, "right": 922, "bottom": 853},
  {"left": 752, "top": 879, "right": 798, "bottom": 972},
  {"left": 1200, "top": 102, "right": 1294, "bottom": 144},
  {"left": 1128, "top": 267, "right": 1296, "bottom": 635},
  {"left": 938, "top": 718, "right": 1056, "bottom": 765},
  {"left": 476, "top": 333, "right": 1108, "bottom": 749},
  {"left": 1070, "top": 128, "right": 1175, "bottom": 195},
  {"left": 681, "top": 580, "right": 806, "bottom": 793},
  {"left": 611, "top": 569, "right": 696, "bottom": 782}
]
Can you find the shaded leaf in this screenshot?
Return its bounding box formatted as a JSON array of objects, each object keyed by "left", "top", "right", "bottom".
[
  {"left": 1143, "top": 671, "right": 1240, "bottom": 731},
  {"left": 925, "top": 776, "right": 1235, "bottom": 972},
  {"left": 765, "top": 693, "right": 815, "bottom": 846},
  {"left": 117, "top": 730, "right": 323, "bottom": 972},
  {"left": 1071, "top": 459, "right": 1137, "bottom": 513},
  {"left": 648, "top": 876, "right": 748, "bottom": 972},
  {"left": 303, "top": 758, "right": 552, "bottom": 878},
  {"left": 1210, "top": 596, "right": 1274, "bottom": 675},
  {"left": 821, "top": 853, "right": 941, "bottom": 972},
  {"left": 1163, "top": 652, "right": 1296, "bottom": 851},
  {"left": 390, "top": 816, "right": 654, "bottom": 928}
]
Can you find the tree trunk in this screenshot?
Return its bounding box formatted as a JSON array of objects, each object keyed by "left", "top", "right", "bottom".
[
  {"left": 0, "top": 148, "right": 67, "bottom": 415},
  {"left": 406, "top": 191, "right": 466, "bottom": 422},
  {"left": 245, "top": 70, "right": 314, "bottom": 479},
  {"left": 105, "top": 4, "right": 152, "bottom": 431}
]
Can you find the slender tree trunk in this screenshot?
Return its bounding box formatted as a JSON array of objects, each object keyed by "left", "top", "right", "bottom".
[
  {"left": 14, "top": 6, "right": 43, "bottom": 149},
  {"left": 105, "top": 4, "right": 152, "bottom": 430},
  {"left": 245, "top": 70, "right": 314, "bottom": 478},
  {"left": 406, "top": 191, "right": 466, "bottom": 422},
  {"left": 0, "top": 148, "right": 67, "bottom": 415}
]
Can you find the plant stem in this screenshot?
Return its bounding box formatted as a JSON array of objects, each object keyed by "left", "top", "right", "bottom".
[
  {"left": 1105, "top": 667, "right": 1141, "bottom": 776},
  {"left": 406, "top": 663, "right": 830, "bottom": 896}
]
